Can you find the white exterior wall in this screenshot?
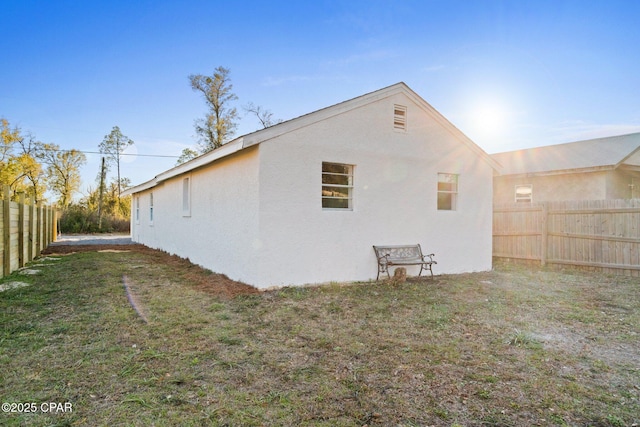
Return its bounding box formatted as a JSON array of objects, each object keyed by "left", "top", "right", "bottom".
[
  {"left": 493, "top": 172, "right": 609, "bottom": 204},
  {"left": 129, "top": 88, "right": 495, "bottom": 289},
  {"left": 131, "top": 147, "right": 262, "bottom": 284},
  {"left": 253, "top": 92, "right": 494, "bottom": 287}
]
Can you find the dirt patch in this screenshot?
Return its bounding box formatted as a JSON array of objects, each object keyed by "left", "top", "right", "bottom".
[
  {"left": 17, "top": 269, "right": 41, "bottom": 275},
  {"left": 41, "top": 243, "right": 260, "bottom": 298},
  {"left": 122, "top": 275, "right": 149, "bottom": 323},
  {"left": 42, "top": 244, "right": 142, "bottom": 255},
  {"left": 0, "top": 281, "right": 31, "bottom": 292}
]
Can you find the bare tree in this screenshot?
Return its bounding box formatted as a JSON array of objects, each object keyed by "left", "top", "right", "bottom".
[
  {"left": 243, "top": 102, "right": 283, "bottom": 129},
  {"left": 99, "top": 126, "right": 134, "bottom": 200}
]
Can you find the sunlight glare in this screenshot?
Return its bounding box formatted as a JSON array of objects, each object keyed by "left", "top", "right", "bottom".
[{"left": 474, "top": 105, "right": 506, "bottom": 136}]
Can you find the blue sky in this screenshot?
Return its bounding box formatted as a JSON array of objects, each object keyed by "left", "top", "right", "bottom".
[{"left": 2, "top": 0, "right": 640, "bottom": 194}]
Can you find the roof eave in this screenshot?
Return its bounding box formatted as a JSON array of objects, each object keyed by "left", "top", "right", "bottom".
[
  {"left": 125, "top": 82, "right": 501, "bottom": 194},
  {"left": 156, "top": 138, "right": 244, "bottom": 182},
  {"left": 242, "top": 83, "right": 411, "bottom": 148},
  {"left": 499, "top": 165, "right": 617, "bottom": 178},
  {"left": 615, "top": 144, "right": 640, "bottom": 169},
  {"left": 122, "top": 177, "right": 157, "bottom": 196},
  {"left": 242, "top": 82, "right": 501, "bottom": 172},
  {"left": 122, "top": 138, "right": 245, "bottom": 195},
  {"left": 402, "top": 87, "right": 502, "bottom": 173}
]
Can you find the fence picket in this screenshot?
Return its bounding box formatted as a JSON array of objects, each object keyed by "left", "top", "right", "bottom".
[
  {"left": 0, "top": 186, "right": 57, "bottom": 278},
  {"left": 494, "top": 199, "right": 640, "bottom": 276}
]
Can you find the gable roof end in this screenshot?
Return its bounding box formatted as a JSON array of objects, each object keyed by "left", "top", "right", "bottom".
[
  {"left": 123, "top": 82, "right": 500, "bottom": 196},
  {"left": 241, "top": 82, "right": 500, "bottom": 171}
]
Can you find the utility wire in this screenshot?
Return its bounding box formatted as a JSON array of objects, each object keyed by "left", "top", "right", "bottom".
[
  {"left": 75, "top": 150, "right": 179, "bottom": 158},
  {"left": 35, "top": 147, "right": 180, "bottom": 158}
]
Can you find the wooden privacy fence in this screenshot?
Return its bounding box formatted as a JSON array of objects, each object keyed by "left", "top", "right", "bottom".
[
  {"left": 1, "top": 186, "right": 57, "bottom": 278},
  {"left": 493, "top": 199, "right": 640, "bottom": 276}
]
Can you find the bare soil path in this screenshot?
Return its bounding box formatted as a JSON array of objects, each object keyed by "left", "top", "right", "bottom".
[{"left": 50, "top": 233, "right": 134, "bottom": 246}]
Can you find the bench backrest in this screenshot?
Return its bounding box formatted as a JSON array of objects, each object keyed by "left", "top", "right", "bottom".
[{"left": 373, "top": 244, "right": 423, "bottom": 262}]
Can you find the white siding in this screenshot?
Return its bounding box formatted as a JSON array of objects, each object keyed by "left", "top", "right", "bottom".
[
  {"left": 129, "top": 88, "right": 494, "bottom": 289},
  {"left": 132, "top": 147, "right": 261, "bottom": 284},
  {"left": 253, "top": 92, "right": 493, "bottom": 287},
  {"left": 493, "top": 172, "right": 609, "bottom": 204}
]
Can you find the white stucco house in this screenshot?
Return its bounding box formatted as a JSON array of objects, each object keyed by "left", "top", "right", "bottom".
[{"left": 123, "top": 83, "right": 500, "bottom": 288}]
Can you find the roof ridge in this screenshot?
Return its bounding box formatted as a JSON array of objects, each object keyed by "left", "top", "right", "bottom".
[
  {"left": 494, "top": 131, "right": 640, "bottom": 155},
  {"left": 491, "top": 132, "right": 640, "bottom": 176}
]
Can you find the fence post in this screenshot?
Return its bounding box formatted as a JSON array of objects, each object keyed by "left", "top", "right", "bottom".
[
  {"left": 44, "top": 206, "right": 49, "bottom": 246},
  {"left": 540, "top": 202, "right": 548, "bottom": 266},
  {"left": 3, "top": 185, "right": 10, "bottom": 277},
  {"left": 48, "top": 207, "right": 53, "bottom": 245},
  {"left": 18, "top": 192, "right": 25, "bottom": 268},
  {"left": 53, "top": 208, "right": 58, "bottom": 242},
  {"left": 28, "top": 200, "right": 34, "bottom": 262},
  {"left": 49, "top": 207, "right": 53, "bottom": 244},
  {"left": 36, "top": 203, "right": 42, "bottom": 256}
]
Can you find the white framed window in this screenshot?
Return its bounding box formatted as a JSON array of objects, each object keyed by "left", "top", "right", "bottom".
[
  {"left": 515, "top": 184, "right": 533, "bottom": 203},
  {"left": 437, "top": 173, "right": 458, "bottom": 210},
  {"left": 394, "top": 104, "right": 407, "bottom": 131},
  {"left": 182, "top": 176, "right": 191, "bottom": 217},
  {"left": 135, "top": 196, "right": 140, "bottom": 224},
  {"left": 322, "top": 162, "right": 354, "bottom": 210},
  {"left": 149, "top": 192, "right": 154, "bottom": 224}
]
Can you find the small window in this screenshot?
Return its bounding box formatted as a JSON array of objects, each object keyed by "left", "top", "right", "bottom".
[
  {"left": 149, "top": 192, "right": 154, "bottom": 224},
  {"left": 135, "top": 196, "right": 140, "bottom": 223},
  {"left": 437, "top": 173, "right": 458, "bottom": 210},
  {"left": 394, "top": 105, "right": 407, "bottom": 131},
  {"left": 322, "top": 162, "right": 353, "bottom": 210},
  {"left": 182, "top": 176, "right": 191, "bottom": 216},
  {"left": 515, "top": 184, "right": 533, "bottom": 203}
]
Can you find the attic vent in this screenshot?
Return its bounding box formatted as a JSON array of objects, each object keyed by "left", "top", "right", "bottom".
[{"left": 394, "top": 105, "right": 407, "bottom": 131}]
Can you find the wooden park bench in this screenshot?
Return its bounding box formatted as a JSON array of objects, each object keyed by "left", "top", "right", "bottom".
[{"left": 373, "top": 244, "right": 436, "bottom": 280}]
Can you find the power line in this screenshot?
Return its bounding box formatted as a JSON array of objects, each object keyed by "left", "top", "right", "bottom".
[
  {"left": 38, "top": 147, "right": 180, "bottom": 158},
  {"left": 78, "top": 150, "right": 179, "bottom": 158}
]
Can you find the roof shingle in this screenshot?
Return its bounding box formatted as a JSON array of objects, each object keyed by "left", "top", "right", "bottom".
[{"left": 492, "top": 132, "right": 640, "bottom": 175}]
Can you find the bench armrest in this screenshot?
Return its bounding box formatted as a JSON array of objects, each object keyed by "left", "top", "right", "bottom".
[
  {"left": 422, "top": 253, "right": 436, "bottom": 263},
  {"left": 377, "top": 253, "right": 391, "bottom": 264}
]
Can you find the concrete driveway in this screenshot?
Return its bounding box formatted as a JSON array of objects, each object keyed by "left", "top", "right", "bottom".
[{"left": 50, "top": 234, "right": 133, "bottom": 246}]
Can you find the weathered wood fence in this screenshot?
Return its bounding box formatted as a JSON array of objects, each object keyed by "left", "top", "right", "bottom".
[
  {"left": 493, "top": 199, "right": 640, "bottom": 276},
  {"left": 1, "top": 186, "right": 57, "bottom": 278}
]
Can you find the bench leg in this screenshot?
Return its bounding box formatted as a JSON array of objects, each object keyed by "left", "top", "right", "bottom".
[
  {"left": 427, "top": 264, "right": 434, "bottom": 279},
  {"left": 419, "top": 263, "right": 434, "bottom": 279},
  {"left": 377, "top": 264, "right": 388, "bottom": 281}
]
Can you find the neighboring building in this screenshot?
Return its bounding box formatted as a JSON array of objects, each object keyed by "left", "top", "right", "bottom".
[
  {"left": 123, "top": 83, "right": 499, "bottom": 288},
  {"left": 492, "top": 133, "right": 640, "bottom": 204}
]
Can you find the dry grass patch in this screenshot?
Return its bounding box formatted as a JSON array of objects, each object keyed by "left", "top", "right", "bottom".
[{"left": 1, "top": 246, "right": 638, "bottom": 426}]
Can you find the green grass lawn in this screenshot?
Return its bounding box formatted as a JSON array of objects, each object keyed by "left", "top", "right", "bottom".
[{"left": 1, "top": 248, "right": 638, "bottom": 426}]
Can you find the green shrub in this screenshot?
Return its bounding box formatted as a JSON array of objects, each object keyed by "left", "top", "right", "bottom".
[{"left": 59, "top": 204, "right": 130, "bottom": 233}]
